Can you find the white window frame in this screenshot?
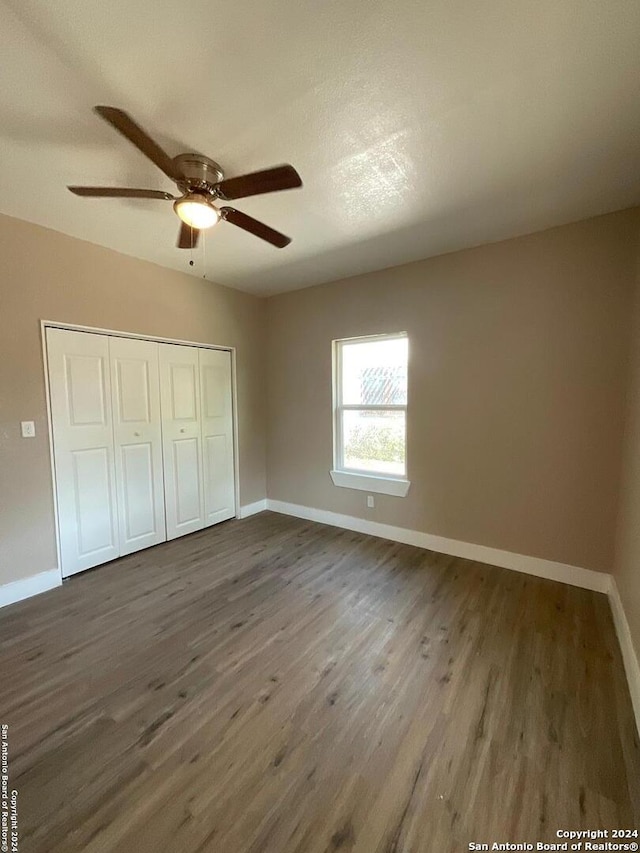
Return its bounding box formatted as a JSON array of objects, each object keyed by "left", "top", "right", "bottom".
[{"left": 330, "top": 332, "right": 410, "bottom": 497}]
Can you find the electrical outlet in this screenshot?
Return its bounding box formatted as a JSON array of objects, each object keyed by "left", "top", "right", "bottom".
[
  {"left": 21, "top": 421, "right": 36, "bottom": 438},
  {"left": 367, "top": 495, "right": 375, "bottom": 508}
]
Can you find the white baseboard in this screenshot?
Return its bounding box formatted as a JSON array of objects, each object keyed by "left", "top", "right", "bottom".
[
  {"left": 0, "top": 568, "right": 61, "bottom": 610},
  {"left": 237, "top": 499, "right": 268, "bottom": 519},
  {"left": 608, "top": 579, "right": 640, "bottom": 737},
  {"left": 266, "top": 499, "right": 611, "bottom": 593}
]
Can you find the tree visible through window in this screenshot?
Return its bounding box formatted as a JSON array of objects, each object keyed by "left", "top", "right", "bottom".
[{"left": 334, "top": 333, "right": 408, "bottom": 478}]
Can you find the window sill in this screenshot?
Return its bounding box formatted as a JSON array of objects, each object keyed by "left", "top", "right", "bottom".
[{"left": 330, "top": 470, "right": 411, "bottom": 497}]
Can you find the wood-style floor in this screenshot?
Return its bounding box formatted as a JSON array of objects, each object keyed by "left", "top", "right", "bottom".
[{"left": 1, "top": 512, "right": 638, "bottom": 852}]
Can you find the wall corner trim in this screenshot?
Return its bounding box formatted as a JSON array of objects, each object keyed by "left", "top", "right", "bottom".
[
  {"left": 0, "top": 568, "right": 61, "bottom": 609},
  {"left": 238, "top": 499, "right": 268, "bottom": 519},
  {"left": 608, "top": 578, "right": 640, "bottom": 738}
]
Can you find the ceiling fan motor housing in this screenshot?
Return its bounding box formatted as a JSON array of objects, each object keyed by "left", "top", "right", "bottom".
[{"left": 174, "top": 153, "right": 224, "bottom": 196}]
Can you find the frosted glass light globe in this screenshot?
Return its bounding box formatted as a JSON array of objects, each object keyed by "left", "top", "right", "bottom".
[{"left": 174, "top": 195, "right": 220, "bottom": 230}]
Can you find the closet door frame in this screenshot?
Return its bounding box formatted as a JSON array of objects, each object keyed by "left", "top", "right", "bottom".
[{"left": 41, "top": 320, "right": 240, "bottom": 584}]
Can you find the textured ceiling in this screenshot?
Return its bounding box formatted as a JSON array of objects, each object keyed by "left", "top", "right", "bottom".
[{"left": 1, "top": 0, "right": 639, "bottom": 295}]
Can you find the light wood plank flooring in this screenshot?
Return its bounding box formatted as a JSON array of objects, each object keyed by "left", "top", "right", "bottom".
[{"left": 1, "top": 512, "right": 638, "bottom": 852}]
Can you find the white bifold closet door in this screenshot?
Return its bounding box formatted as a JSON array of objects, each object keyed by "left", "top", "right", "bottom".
[
  {"left": 48, "top": 329, "right": 236, "bottom": 576},
  {"left": 47, "top": 328, "right": 120, "bottom": 576},
  {"left": 200, "top": 348, "right": 235, "bottom": 526},
  {"left": 159, "top": 343, "right": 205, "bottom": 540},
  {"left": 159, "top": 344, "right": 236, "bottom": 540},
  {"left": 109, "top": 336, "right": 165, "bottom": 555}
]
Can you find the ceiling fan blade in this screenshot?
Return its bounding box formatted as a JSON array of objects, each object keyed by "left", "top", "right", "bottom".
[
  {"left": 94, "top": 106, "right": 183, "bottom": 183},
  {"left": 68, "top": 186, "right": 175, "bottom": 199},
  {"left": 221, "top": 207, "right": 291, "bottom": 248},
  {"left": 216, "top": 165, "right": 302, "bottom": 200},
  {"left": 177, "top": 222, "right": 200, "bottom": 249}
]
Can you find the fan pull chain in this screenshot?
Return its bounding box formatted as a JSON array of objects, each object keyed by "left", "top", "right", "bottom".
[{"left": 202, "top": 228, "right": 207, "bottom": 279}]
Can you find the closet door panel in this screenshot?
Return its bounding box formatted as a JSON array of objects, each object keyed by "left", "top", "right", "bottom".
[
  {"left": 159, "top": 344, "right": 205, "bottom": 539},
  {"left": 110, "top": 336, "right": 165, "bottom": 555},
  {"left": 173, "top": 437, "right": 202, "bottom": 525},
  {"left": 199, "top": 349, "right": 236, "bottom": 526},
  {"left": 47, "top": 328, "right": 119, "bottom": 577},
  {"left": 121, "top": 443, "right": 155, "bottom": 537}
]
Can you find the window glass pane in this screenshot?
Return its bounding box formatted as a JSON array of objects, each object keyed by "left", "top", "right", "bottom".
[
  {"left": 341, "top": 337, "right": 407, "bottom": 405},
  {"left": 342, "top": 409, "right": 406, "bottom": 476}
]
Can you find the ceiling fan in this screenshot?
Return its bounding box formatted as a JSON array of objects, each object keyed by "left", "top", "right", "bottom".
[{"left": 68, "top": 106, "right": 302, "bottom": 249}]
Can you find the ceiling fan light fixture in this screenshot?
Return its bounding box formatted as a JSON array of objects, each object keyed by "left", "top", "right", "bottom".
[
  {"left": 173, "top": 194, "right": 220, "bottom": 230},
  {"left": 70, "top": 107, "right": 301, "bottom": 248}
]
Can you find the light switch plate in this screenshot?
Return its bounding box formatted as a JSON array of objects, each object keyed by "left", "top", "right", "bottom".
[
  {"left": 21, "top": 421, "right": 36, "bottom": 438},
  {"left": 367, "top": 495, "right": 375, "bottom": 508}
]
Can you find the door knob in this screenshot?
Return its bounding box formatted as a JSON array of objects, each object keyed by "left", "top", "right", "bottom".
[
  {"left": 134, "top": 431, "right": 141, "bottom": 437},
  {"left": 180, "top": 428, "right": 186, "bottom": 433}
]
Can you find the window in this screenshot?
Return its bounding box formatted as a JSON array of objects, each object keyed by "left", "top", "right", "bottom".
[{"left": 331, "top": 333, "right": 410, "bottom": 497}]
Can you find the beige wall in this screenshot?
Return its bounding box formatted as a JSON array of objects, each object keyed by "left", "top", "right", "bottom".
[
  {"left": 0, "top": 213, "right": 267, "bottom": 587},
  {"left": 614, "top": 226, "right": 640, "bottom": 660},
  {"left": 266, "top": 209, "right": 640, "bottom": 573},
  {"left": 3, "top": 206, "right": 640, "bottom": 606}
]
